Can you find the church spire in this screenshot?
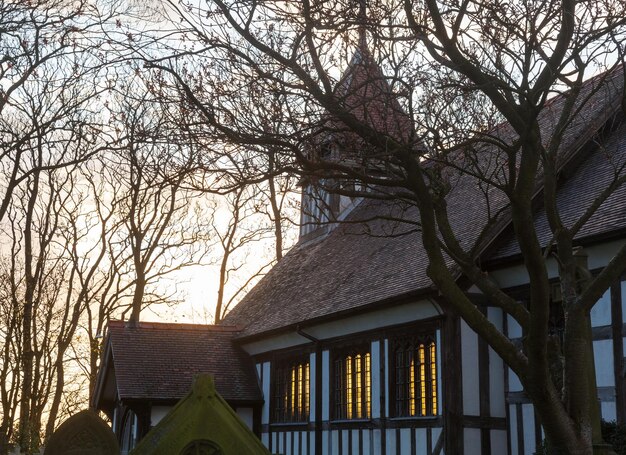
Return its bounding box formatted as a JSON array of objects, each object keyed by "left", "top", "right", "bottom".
[{"left": 357, "top": 0, "right": 367, "bottom": 50}]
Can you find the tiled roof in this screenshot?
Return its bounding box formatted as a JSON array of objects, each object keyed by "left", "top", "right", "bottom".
[
  {"left": 333, "top": 46, "right": 414, "bottom": 144},
  {"left": 316, "top": 46, "right": 420, "bottom": 167},
  {"left": 489, "top": 117, "right": 626, "bottom": 260},
  {"left": 224, "top": 66, "right": 625, "bottom": 339},
  {"left": 105, "top": 320, "right": 262, "bottom": 402}
]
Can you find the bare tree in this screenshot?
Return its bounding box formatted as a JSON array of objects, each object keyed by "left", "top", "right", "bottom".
[
  {"left": 103, "top": 79, "right": 213, "bottom": 324},
  {"left": 212, "top": 184, "right": 275, "bottom": 323},
  {"left": 0, "top": 0, "right": 124, "bottom": 223},
  {"left": 151, "top": 0, "right": 626, "bottom": 452}
]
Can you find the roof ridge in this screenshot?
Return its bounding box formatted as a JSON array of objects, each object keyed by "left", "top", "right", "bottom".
[
  {"left": 477, "top": 71, "right": 624, "bottom": 264},
  {"left": 107, "top": 319, "right": 243, "bottom": 332}
]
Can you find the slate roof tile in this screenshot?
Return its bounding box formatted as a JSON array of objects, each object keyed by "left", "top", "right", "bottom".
[
  {"left": 224, "top": 66, "right": 626, "bottom": 339},
  {"left": 106, "top": 320, "right": 262, "bottom": 402}
]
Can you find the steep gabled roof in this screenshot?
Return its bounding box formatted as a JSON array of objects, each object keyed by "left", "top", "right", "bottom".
[
  {"left": 132, "top": 375, "right": 270, "bottom": 455},
  {"left": 93, "top": 321, "right": 262, "bottom": 409},
  {"left": 224, "top": 67, "right": 626, "bottom": 340},
  {"left": 313, "top": 45, "right": 420, "bottom": 171},
  {"left": 332, "top": 46, "right": 414, "bottom": 144},
  {"left": 489, "top": 116, "right": 626, "bottom": 261}
]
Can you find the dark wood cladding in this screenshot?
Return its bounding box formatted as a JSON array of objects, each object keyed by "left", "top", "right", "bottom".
[
  {"left": 441, "top": 305, "right": 463, "bottom": 455},
  {"left": 478, "top": 306, "right": 492, "bottom": 454}
]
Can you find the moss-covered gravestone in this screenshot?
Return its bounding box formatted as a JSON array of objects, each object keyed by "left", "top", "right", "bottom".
[
  {"left": 131, "top": 374, "right": 270, "bottom": 455},
  {"left": 45, "top": 409, "right": 119, "bottom": 455}
]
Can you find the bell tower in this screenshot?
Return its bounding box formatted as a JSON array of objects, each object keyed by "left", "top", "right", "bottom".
[{"left": 299, "top": 0, "right": 412, "bottom": 242}]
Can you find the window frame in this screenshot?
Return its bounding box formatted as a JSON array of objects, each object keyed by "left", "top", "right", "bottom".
[
  {"left": 331, "top": 344, "right": 372, "bottom": 421},
  {"left": 271, "top": 355, "right": 311, "bottom": 423},
  {"left": 389, "top": 329, "right": 439, "bottom": 418}
]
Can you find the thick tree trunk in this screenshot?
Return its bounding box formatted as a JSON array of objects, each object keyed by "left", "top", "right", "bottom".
[
  {"left": 44, "top": 358, "right": 65, "bottom": 441},
  {"left": 129, "top": 271, "right": 146, "bottom": 323},
  {"left": 525, "top": 308, "right": 615, "bottom": 455},
  {"left": 267, "top": 154, "right": 283, "bottom": 261}
]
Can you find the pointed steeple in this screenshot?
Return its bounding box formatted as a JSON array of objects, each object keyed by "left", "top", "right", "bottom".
[{"left": 357, "top": 0, "right": 367, "bottom": 51}]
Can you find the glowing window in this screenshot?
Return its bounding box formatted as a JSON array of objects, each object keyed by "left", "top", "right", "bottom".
[
  {"left": 333, "top": 347, "right": 371, "bottom": 420},
  {"left": 392, "top": 333, "right": 438, "bottom": 417},
  {"left": 273, "top": 357, "right": 310, "bottom": 422}
]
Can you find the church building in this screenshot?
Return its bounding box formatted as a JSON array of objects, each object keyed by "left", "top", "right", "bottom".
[{"left": 92, "top": 45, "right": 626, "bottom": 455}]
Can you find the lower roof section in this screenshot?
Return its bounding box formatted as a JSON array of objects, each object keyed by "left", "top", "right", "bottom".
[{"left": 92, "top": 320, "right": 262, "bottom": 413}]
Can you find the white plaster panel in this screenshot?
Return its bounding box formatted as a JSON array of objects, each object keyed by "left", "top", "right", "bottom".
[
  {"left": 591, "top": 289, "right": 611, "bottom": 327},
  {"left": 461, "top": 320, "right": 480, "bottom": 415},
  {"left": 322, "top": 431, "right": 329, "bottom": 455},
  {"left": 309, "top": 352, "right": 316, "bottom": 422},
  {"left": 400, "top": 428, "right": 411, "bottom": 454},
  {"left": 602, "top": 401, "right": 617, "bottom": 423},
  {"left": 416, "top": 428, "right": 427, "bottom": 455},
  {"left": 489, "top": 346, "right": 506, "bottom": 418},
  {"left": 243, "top": 332, "right": 312, "bottom": 356},
  {"left": 286, "top": 432, "right": 292, "bottom": 455},
  {"left": 371, "top": 340, "right": 381, "bottom": 419},
  {"left": 342, "top": 430, "right": 349, "bottom": 454},
  {"left": 507, "top": 315, "right": 522, "bottom": 339},
  {"left": 310, "top": 430, "right": 315, "bottom": 455},
  {"left": 262, "top": 432, "right": 269, "bottom": 448},
  {"left": 331, "top": 430, "right": 339, "bottom": 454},
  {"left": 242, "top": 300, "right": 442, "bottom": 355},
  {"left": 294, "top": 432, "right": 300, "bottom": 455},
  {"left": 509, "top": 405, "right": 518, "bottom": 455},
  {"left": 322, "top": 350, "right": 330, "bottom": 420},
  {"left": 488, "top": 307, "right": 503, "bottom": 331},
  {"left": 509, "top": 369, "right": 523, "bottom": 392},
  {"left": 373, "top": 429, "right": 382, "bottom": 455},
  {"left": 490, "top": 259, "right": 559, "bottom": 288},
  {"left": 490, "top": 240, "right": 626, "bottom": 289},
  {"left": 463, "top": 428, "right": 481, "bottom": 455},
  {"left": 262, "top": 362, "right": 271, "bottom": 424},
  {"left": 235, "top": 407, "right": 253, "bottom": 429},
  {"left": 593, "top": 339, "right": 615, "bottom": 387},
  {"left": 587, "top": 240, "right": 626, "bottom": 270},
  {"left": 304, "top": 300, "right": 441, "bottom": 341},
  {"left": 150, "top": 406, "right": 171, "bottom": 426},
  {"left": 522, "top": 404, "right": 536, "bottom": 455}
]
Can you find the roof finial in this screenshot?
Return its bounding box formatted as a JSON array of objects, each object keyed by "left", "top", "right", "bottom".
[{"left": 357, "top": 0, "right": 367, "bottom": 50}]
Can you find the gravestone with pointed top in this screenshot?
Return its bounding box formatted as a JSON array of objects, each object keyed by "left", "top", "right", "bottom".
[
  {"left": 131, "top": 374, "right": 270, "bottom": 455},
  {"left": 45, "top": 409, "right": 119, "bottom": 455}
]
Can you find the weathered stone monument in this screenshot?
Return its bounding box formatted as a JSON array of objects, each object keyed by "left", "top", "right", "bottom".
[
  {"left": 131, "top": 374, "right": 270, "bottom": 455},
  {"left": 45, "top": 409, "right": 119, "bottom": 455}
]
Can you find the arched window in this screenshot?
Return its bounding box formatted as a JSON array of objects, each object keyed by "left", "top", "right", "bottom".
[
  {"left": 120, "top": 410, "right": 137, "bottom": 455},
  {"left": 272, "top": 356, "right": 310, "bottom": 422},
  {"left": 180, "top": 439, "right": 222, "bottom": 455},
  {"left": 333, "top": 346, "right": 371, "bottom": 420},
  {"left": 391, "top": 333, "right": 438, "bottom": 417}
]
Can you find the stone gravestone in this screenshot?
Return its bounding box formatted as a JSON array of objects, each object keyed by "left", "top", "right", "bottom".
[
  {"left": 45, "top": 409, "right": 119, "bottom": 455},
  {"left": 131, "top": 374, "right": 270, "bottom": 455}
]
